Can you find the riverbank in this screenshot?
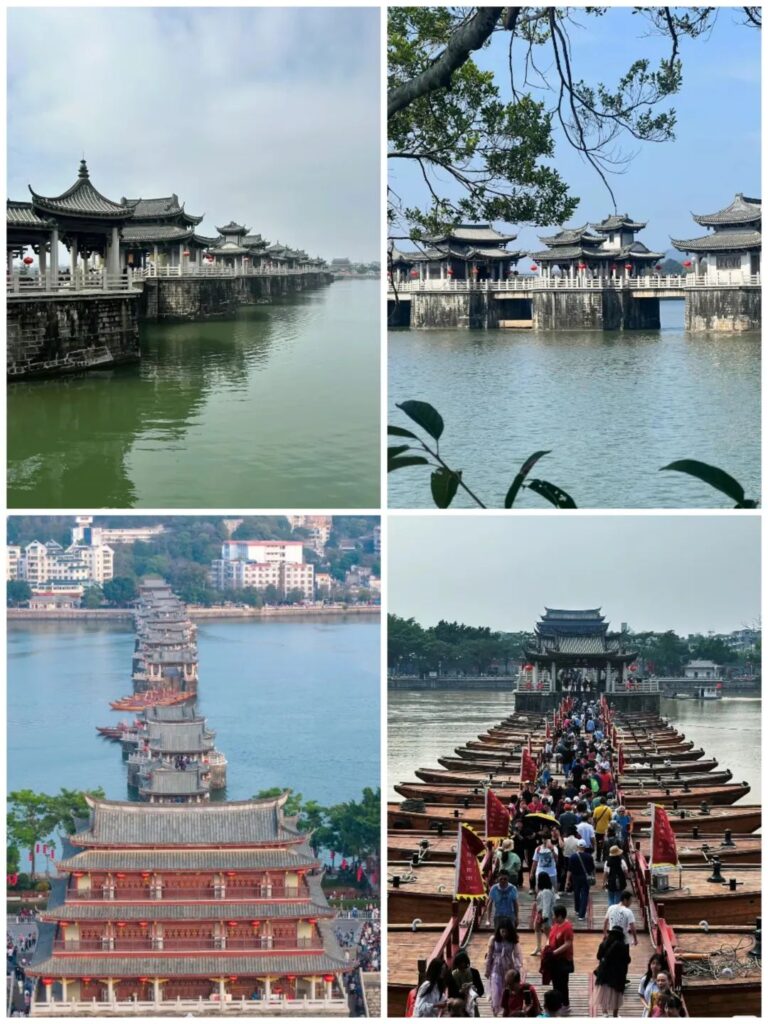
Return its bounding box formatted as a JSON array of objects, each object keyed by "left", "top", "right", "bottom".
[{"left": 9, "top": 604, "right": 379, "bottom": 622}]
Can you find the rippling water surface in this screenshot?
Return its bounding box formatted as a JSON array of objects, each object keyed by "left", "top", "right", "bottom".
[
  {"left": 388, "top": 303, "right": 760, "bottom": 508},
  {"left": 388, "top": 690, "right": 760, "bottom": 803},
  {"left": 8, "top": 280, "right": 379, "bottom": 508},
  {"left": 8, "top": 618, "right": 380, "bottom": 806}
]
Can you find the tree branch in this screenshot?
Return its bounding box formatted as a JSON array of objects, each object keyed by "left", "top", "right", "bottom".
[{"left": 388, "top": 7, "right": 503, "bottom": 118}]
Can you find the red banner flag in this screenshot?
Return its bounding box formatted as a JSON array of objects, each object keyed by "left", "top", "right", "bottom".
[
  {"left": 545, "top": 720, "right": 551, "bottom": 739},
  {"left": 485, "top": 788, "right": 511, "bottom": 841},
  {"left": 521, "top": 747, "right": 538, "bottom": 785},
  {"left": 612, "top": 725, "right": 618, "bottom": 746},
  {"left": 650, "top": 805, "right": 679, "bottom": 869},
  {"left": 454, "top": 824, "right": 487, "bottom": 899},
  {"left": 461, "top": 823, "right": 486, "bottom": 858},
  {"left": 35, "top": 844, "right": 40, "bottom": 854},
  {"left": 618, "top": 745, "right": 625, "bottom": 774}
]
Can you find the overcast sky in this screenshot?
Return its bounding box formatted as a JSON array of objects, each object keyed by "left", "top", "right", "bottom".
[
  {"left": 389, "top": 516, "right": 760, "bottom": 636},
  {"left": 389, "top": 8, "right": 760, "bottom": 255},
  {"left": 9, "top": 7, "right": 380, "bottom": 262}
]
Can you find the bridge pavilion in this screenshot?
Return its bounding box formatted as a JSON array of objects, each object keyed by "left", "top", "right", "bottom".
[
  {"left": 118, "top": 195, "right": 212, "bottom": 272},
  {"left": 7, "top": 160, "right": 136, "bottom": 282},
  {"left": 530, "top": 215, "right": 664, "bottom": 278},
  {"left": 518, "top": 608, "right": 639, "bottom": 693},
  {"left": 672, "top": 193, "right": 761, "bottom": 283},
  {"left": 389, "top": 223, "right": 523, "bottom": 283}
]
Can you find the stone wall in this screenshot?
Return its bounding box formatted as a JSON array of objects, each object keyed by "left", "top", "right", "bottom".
[
  {"left": 513, "top": 690, "right": 661, "bottom": 713},
  {"left": 685, "top": 287, "right": 761, "bottom": 332},
  {"left": 532, "top": 290, "right": 613, "bottom": 330},
  {"left": 139, "top": 272, "right": 333, "bottom": 322},
  {"left": 410, "top": 291, "right": 499, "bottom": 328},
  {"left": 621, "top": 294, "right": 661, "bottom": 329},
  {"left": 7, "top": 293, "right": 141, "bottom": 380}
]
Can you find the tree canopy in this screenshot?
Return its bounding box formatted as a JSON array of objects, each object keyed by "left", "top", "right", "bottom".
[
  {"left": 388, "top": 6, "right": 760, "bottom": 236},
  {"left": 7, "top": 787, "right": 105, "bottom": 877},
  {"left": 389, "top": 613, "right": 527, "bottom": 676}
]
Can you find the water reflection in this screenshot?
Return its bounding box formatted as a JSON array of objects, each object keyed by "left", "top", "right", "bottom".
[
  {"left": 8, "top": 281, "right": 379, "bottom": 508},
  {"left": 388, "top": 304, "right": 759, "bottom": 509}
]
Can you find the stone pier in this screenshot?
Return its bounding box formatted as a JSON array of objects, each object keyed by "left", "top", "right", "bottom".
[
  {"left": 7, "top": 293, "right": 141, "bottom": 379},
  {"left": 685, "top": 286, "right": 760, "bottom": 332}
]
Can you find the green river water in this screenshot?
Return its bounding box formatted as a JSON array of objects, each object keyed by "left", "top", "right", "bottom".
[{"left": 8, "top": 279, "right": 379, "bottom": 509}]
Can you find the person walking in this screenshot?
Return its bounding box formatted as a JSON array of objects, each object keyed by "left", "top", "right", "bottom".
[
  {"left": 594, "top": 924, "right": 631, "bottom": 1017},
  {"left": 565, "top": 839, "right": 595, "bottom": 921},
  {"left": 531, "top": 873, "right": 555, "bottom": 956},
  {"left": 488, "top": 871, "right": 518, "bottom": 929},
  {"left": 542, "top": 904, "right": 573, "bottom": 1013},
  {"left": 414, "top": 959, "right": 449, "bottom": 1017},
  {"left": 603, "top": 891, "right": 638, "bottom": 947},
  {"left": 485, "top": 919, "right": 523, "bottom": 1016},
  {"left": 603, "top": 845, "right": 630, "bottom": 906},
  {"left": 451, "top": 950, "right": 485, "bottom": 1017},
  {"left": 500, "top": 970, "right": 541, "bottom": 1017},
  {"left": 495, "top": 839, "right": 522, "bottom": 887}
]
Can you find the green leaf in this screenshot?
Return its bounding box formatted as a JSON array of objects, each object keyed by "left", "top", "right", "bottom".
[
  {"left": 660, "top": 460, "right": 747, "bottom": 505},
  {"left": 527, "top": 478, "right": 578, "bottom": 509},
  {"left": 388, "top": 456, "right": 430, "bottom": 472},
  {"left": 504, "top": 450, "right": 551, "bottom": 508},
  {"left": 396, "top": 400, "right": 444, "bottom": 442},
  {"left": 388, "top": 425, "right": 419, "bottom": 439},
  {"left": 430, "top": 467, "right": 461, "bottom": 508},
  {"left": 388, "top": 445, "right": 411, "bottom": 461}
]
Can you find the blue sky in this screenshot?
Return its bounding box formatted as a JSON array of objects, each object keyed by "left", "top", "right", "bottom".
[
  {"left": 8, "top": 8, "right": 380, "bottom": 261},
  {"left": 389, "top": 8, "right": 761, "bottom": 254},
  {"left": 389, "top": 515, "right": 760, "bottom": 636}
]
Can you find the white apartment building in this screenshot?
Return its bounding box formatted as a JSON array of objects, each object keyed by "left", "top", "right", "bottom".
[
  {"left": 8, "top": 537, "right": 114, "bottom": 588},
  {"left": 71, "top": 515, "right": 165, "bottom": 546},
  {"left": 211, "top": 540, "right": 314, "bottom": 599},
  {"left": 7, "top": 545, "right": 21, "bottom": 581}
]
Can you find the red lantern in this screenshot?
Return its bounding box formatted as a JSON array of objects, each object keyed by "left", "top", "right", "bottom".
[
  {"left": 115, "top": 872, "right": 126, "bottom": 878},
  {"left": 287, "top": 975, "right": 296, "bottom": 981},
  {"left": 243, "top": 255, "right": 250, "bottom": 261},
  {"left": 625, "top": 263, "right": 633, "bottom": 272},
  {"left": 116, "top": 921, "right": 126, "bottom": 928},
  {"left": 182, "top": 250, "right": 190, "bottom": 257},
  {"left": 530, "top": 264, "right": 538, "bottom": 272},
  {"left": 471, "top": 266, "right": 479, "bottom": 275},
  {"left": 23, "top": 256, "right": 34, "bottom": 266},
  {"left": 655, "top": 264, "right": 662, "bottom": 271},
  {"left": 308, "top": 918, "right": 318, "bottom": 925},
  {"left": 82, "top": 978, "right": 91, "bottom": 985},
  {"left": 410, "top": 269, "right": 419, "bottom": 279},
  {"left": 227, "top": 921, "right": 238, "bottom": 927},
  {"left": 323, "top": 975, "right": 335, "bottom": 983},
  {"left": 251, "top": 920, "right": 261, "bottom": 928},
  {"left": 138, "top": 977, "right": 149, "bottom": 984},
  {"left": 226, "top": 871, "right": 237, "bottom": 877},
  {"left": 141, "top": 872, "right": 151, "bottom": 878},
  {"left": 578, "top": 262, "right": 587, "bottom": 271},
  {"left": 138, "top": 921, "right": 148, "bottom": 928},
  {"left": 229, "top": 976, "right": 238, "bottom": 982},
  {"left": 58, "top": 921, "right": 68, "bottom": 928},
  {"left": 42, "top": 978, "right": 54, "bottom": 986},
  {"left": 683, "top": 260, "right": 692, "bottom": 269},
  {"left": 446, "top": 267, "right": 453, "bottom": 277},
  {"left": 72, "top": 872, "right": 84, "bottom": 878}
]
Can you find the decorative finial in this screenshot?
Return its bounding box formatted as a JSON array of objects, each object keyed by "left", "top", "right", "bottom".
[{"left": 78, "top": 159, "right": 89, "bottom": 180}]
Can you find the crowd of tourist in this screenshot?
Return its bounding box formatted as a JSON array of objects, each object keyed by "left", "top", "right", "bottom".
[
  {"left": 408, "top": 698, "right": 687, "bottom": 1017},
  {"left": 6, "top": 918, "right": 37, "bottom": 1017},
  {"left": 334, "top": 916, "right": 381, "bottom": 972}
]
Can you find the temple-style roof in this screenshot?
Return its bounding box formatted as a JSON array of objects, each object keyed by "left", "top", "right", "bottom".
[
  {"left": 538, "top": 225, "right": 605, "bottom": 246},
  {"left": 671, "top": 230, "right": 762, "bottom": 254},
  {"left": 529, "top": 245, "right": 605, "bottom": 262},
  {"left": 526, "top": 607, "right": 636, "bottom": 660},
  {"left": 29, "top": 160, "right": 136, "bottom": 220},
  {"left": 138, "top": 765, "right": 208, "bottom": 797},
  {"left": 121, "top": 225, "right": 199, "bottom": 243},
  {"left": 430, "top": 224, "right": 518, "bottom": 245},
  {"left": 617, "top": 241, "right": 664, "bottom": 261},
  {"left": 28, "top": 951, "right": 349, "bottom": 979},
  {"left": 56, "top": 845, "right": 319, "bottom": 873},
  {"left": 693, "top": 193, "right": 761, "bottom": 227},
  {"left": 244, "top": 233, "right": 268, "bottom": 248},
  {"left": 593, "top": 214, "right": 647, "bottom": 233},
  {"left": 147, "top": 720, "right": 213, "bottom": 753},
  {"left": 145, "top": 703, "right": 201, "bottom": 723},
  {"left": 70, "top": 796, "right": 302, "bottom": 847},
  {"left": 391, "top": 244, "right": 521, "bottom": 264},
  {"left": 123, "top": 195, "right": 204, "bottom": 226},
  {"left": 43, "top": 900, "right": 333, "bottom": 923},
  {"left": 216, "top": 220, "right": 248, "bottom": 235},
  {"left": 7, "top": 200, "right": 55, "bottom": 229}
]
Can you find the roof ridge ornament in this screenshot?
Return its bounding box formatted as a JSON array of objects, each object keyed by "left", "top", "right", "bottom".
[{"left": 78, "top": 159, "right": 89, "bottom": 180}]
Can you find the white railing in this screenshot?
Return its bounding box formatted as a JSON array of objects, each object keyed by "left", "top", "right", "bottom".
[
  {"left": 612, "top": 678, "right": 660, "bottom": 693},
  {"left": 7, "top": 269, "right": 141, "bottom": 296},
  {"left": 388, "top": 272, "right": 761, "bottom": 293},
  {"left": 32, "top": 996, "right": 347, "bottom": 1016}
]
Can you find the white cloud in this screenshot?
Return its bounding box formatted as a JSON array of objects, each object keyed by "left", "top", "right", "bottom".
[{"left": 8, "top": 7, "right": 380, "bottom": 261}]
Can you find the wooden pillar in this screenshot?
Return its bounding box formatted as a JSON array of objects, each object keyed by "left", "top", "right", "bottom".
[
  {"left": 178, "top": 243, "right": 184, "bottom": 276},
  {"left": 110, "top": 225, "right": 120, "bottom": 276},
  {"left": 153, "top": 978, "right": 161, "bottom": 1005},
  {"left": 61, "top": 979, "right": 69, "bottom": 1002},
  {"left": 39, "top": 243, "right": 47, "bottom": 277},
  {"left": 70, "top": 235, "right": 79, "bottom": 282},
  {"left": 218, "top": 977, "right": 226, "bottom": 1002},
  {"left": 106, "top": 977, "right": 115, "bottom": 1003},
  {"left": 310, "top": 977, "right": 317, "bottom": 1001},
  {"left": 264, "top": 976, "right": 272, "bottom": 1000},
  {"left": 324, "top": 977, "right": 333, "bottom": 1001},
  {"left": 44, "top": 981, "right": 53, "bottom": 1003}
]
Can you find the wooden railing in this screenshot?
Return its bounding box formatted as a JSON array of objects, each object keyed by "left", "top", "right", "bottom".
[
  {"left": 32, "top": 995, "right": 347, "bottom": 1015},
  {"left": 133, "top": 264, "right": 316, "bottom": 279}
]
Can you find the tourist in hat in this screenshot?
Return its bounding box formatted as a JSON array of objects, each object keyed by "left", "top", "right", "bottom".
[
  {"left": 494, "top": 839, "right": 522, "bottom": 887},
  {"left": 604, "top": 845, "right": 630, "bottom": 906}
]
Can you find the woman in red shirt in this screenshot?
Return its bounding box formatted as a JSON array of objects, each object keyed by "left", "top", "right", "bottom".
[{"left": 543, "top": 904, "right": 574, "bottom": 1010}]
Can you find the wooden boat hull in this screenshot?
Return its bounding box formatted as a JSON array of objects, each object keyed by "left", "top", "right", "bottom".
[
  {"left": 636, "top": 834, "right": 762, "bottom": 866},
  {"left": 620, "top": 783, "right": 750, "bottom": 807},
  {"left": 657, "top": 887, "right": 760, "bottom": 926},
  {"left": 683, "top": 980, "right": 760, "bottom": 1018},
  {"left": 388, "top": 889, "right": 455, "bottom": 924}
]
